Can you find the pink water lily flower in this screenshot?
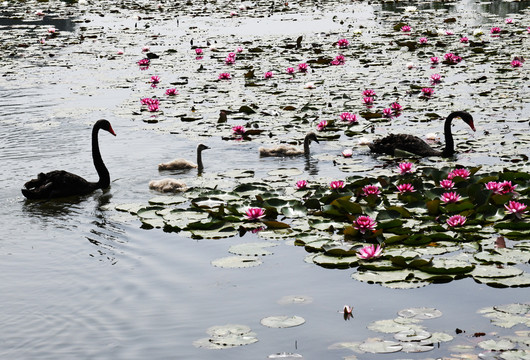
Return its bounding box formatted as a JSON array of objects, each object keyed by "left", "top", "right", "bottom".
[
  {"left": 236, "top": 46, "right": 244, "bottom": 53},
  {"left": 245, "top": 207, "right": 266, "bottom": 220},
  {"left": 391, "top": 102, "right": 403, "bottom": 113},
  {"left": 447, "top": 168, "right": 470, "bottom": 180},
  {"left": 225, "top": 56, "right": 235, "bottom": 65},
  {"left": 511, "top": 59, "right": 523, "bottom": 68},
  {"left": 337, "top": 38, "right": 349, "bottom": 48},
  {"left": 340, "top": 112, "right": 353, "bottom": 121},
  {"left": 398, "top": 162, "right": 413, "bottom": 174},
  {"left": 150, "top": 76, "right": 161, "bottom": 88},
  {"left": 401, "top": 25, "right": 411, "bottom": 32},
  {"left": 141, "top": 97, "right": 160, "bottom": 106},
  {"left": 362, "top": 89, "right": 376, "bottom": 97},
  {"left": 298, "top": 63, "right": 308, "bottom": 72},
  {"left": 460, "top": 37, "right": 469, "bottom": 43},
  {"left": 48, "top": 27, "right": 56, "bottom": 33},
  {"left": 505, "top": 18, "right": 513, "bottom": 24},
  {"left": 440, "top": 179, "right": 455, "bottom": 189},
  {"left": 316, "top": 120, "right": 328, "bottom": 131},
  {"left": 447, "top": 214, "right": 467, "bottom": 227},
  {"left": 195, "top": 48, "right": 203, "bottom": 55},
  {"left": 490, "top": 27, "right": 501, "bottom": 35},
  {"left": 165, "top": 88, "right": 179, "bottom": 96},
  {"left": 286, "top": 67, "right": 295, "bottom": 74},
  {"left": 444, "top": 53, "right": 462, "bottom": 64},
  {"left": 331, "top": 55, "right": 345, "bottom": 65},
  {"left": 430, "top": 73, "right": 442, "bottom": 84},
  {"left": 218, "top": 72, "right": 231, "bottom": 80},
  {"left": 362, "top": 185, "right": 381, "bottom": 196},
  {"left": 421, "top": 87, "right": 434, "bottom": 97},
  {"left": 498, "top": 180, "right": 517, "bottom": 194},
  {"left": 137, "top": 58, "right": 150, "bottom": 66},
  {"left": 430, "top": 56, "right": 440, "bottom": 65},
  {"left": 382, "top": 108, "right": 393, "bottom": 118},
  {"left": 342, "top": 149, "right": 353, "bottom": 158},
  {"left": 357, "top": 244, "right": 382, "bottom": 259},
  {"left": 147, "top": 103, "right": 159, "bottom": 112},
  {"left": 485, "top": 181, "right": 501, "bottom": 194},
  {"left": 295, "top": 180, "right": 308, "bottom": 190},
  {"left": 117, "top": 49, "right": 124, "bottom": 55},
  {"left": 354, "top": 216, "right": 378, "bottom": 234},
  {"left": 363, "top": 97, "right": 374, "bottom": 106},
  {"left": 419, "top": 37, "right": 428, "bottom": 44},
  {"left": 330, "top": 180, "right": 345, "bottom": 190},
  {"left": 504, "top": 201, "right": 527, "bottom": 218},
  {"left": 232, "top": 125, "right": 246, "bottom": 136},
  {"left": 441, "top": 192, "right": 461, "bottom": 203},
  {"left": 397, "top": 183, "right": 415, "bottom": 194},
  {"left": 264, "top": 71, "right": 274, "bottom": 79}
]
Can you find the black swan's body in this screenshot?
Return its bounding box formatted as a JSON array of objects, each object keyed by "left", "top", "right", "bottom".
[
  {"left": 21, "top": 120, "right": 116, "bottom": 199},
  {"left": 368, "top": 111, "right": 475, "bottom": 157}
]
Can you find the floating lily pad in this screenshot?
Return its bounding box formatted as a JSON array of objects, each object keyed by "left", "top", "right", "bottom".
[
  {"left": 229, "top": 242, "right": 277, "bottom": 256},
  {"left": 194, "top": 323, "right": 258, "bottom": 349},
  {"left": 267, "top": 168, "right": 303, "bottom": 177},
  {"left": 277, "top": 295, "right": 313, "bottom": 305},
  {"left": 211, "top": 256, "right": 263, "bottom": 268},
  {"left": 400, "top": 341, "right": 434, "bottom": 353},
  {"left": 358, "top": 340, "right": 403, "bottom": 354},
  {"left": 394, "top": 329, "right": 432, "bottom": 342},
  {"left": 477, "top": 339, "right": 516, "bottom": 351},
  {"left": 261, "top": 315, "right": 305, "bottom": 328},
  {"left": 397, "top": 307, "right": 442, "bottom": 320}
]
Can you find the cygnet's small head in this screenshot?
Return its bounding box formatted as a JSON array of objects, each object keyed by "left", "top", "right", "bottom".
[{"left": 306, "top": 132, "right": 319, "bottom": 144}]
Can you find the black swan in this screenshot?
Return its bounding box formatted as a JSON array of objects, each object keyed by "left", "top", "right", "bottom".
[
  {"left": 21, "top": 119, "right": 116, "bottom": 199},
  {"left": 368, "top": 111, "right": 475, "bottom": 157},
  {"left": 259, "top": 132, "right": 319, "bottom": 157},
  {"left": 158, "top": 143, "right": 210, "bottom": 171}
]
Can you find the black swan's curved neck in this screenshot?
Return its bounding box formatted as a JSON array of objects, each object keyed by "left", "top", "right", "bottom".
[
  {"left": 303, "top": 135, "right": 313, "bottom": 155},
  {"left": 92, "top": 124, "right": 110, "bottom": 188},
  {"left": 442, "top": 111, "right": 466, "bottom": 157},
  {"left": 197, "top": 148, "right": 204, "bottom": 172}
]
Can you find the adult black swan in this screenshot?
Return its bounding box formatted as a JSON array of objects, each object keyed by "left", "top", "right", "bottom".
[
  {"left": 21, "top": 119, "right": 116, "bottom": 199},
  {"left": 368, "top": 111, "right": 475, "bottom": 157}
]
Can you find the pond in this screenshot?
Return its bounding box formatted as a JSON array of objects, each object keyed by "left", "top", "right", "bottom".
[{"left": 1, "top": 0, "right": 529, "bottom": 359}]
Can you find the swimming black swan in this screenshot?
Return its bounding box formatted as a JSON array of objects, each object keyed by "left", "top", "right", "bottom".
[
  {"left": 21, "top": 119, "right": 116, "bottom": 199},
  {"left": 368, "top": 111, "right": 475, "bottom": 157},
  {"left": 259, "top": 132, "right": 319, "bottom": 157},
  {"left": 158, "top": 143, "right": 210, "bottom": 171}
]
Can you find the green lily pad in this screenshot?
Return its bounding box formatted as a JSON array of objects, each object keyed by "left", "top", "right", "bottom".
[
  {"left": 400, "top": 341, "right": 435, "bottom": 353},
  {"left": 228, "top": 242, "right": 277, "bottom": 256},
  {"left": 260, "top": 315, "right": 305, "bottom": 328},
  {"left": 267, "top": 168, "right": 303, "bottom": 177},
  {"left": 478, "top": 339, "right": 516, "bottom": 351},
  {"left": 472, "top": 265, "right": 523, "bottom": 279},
  {"left": 397, "top": 307, "right": 442, "bottom": 320},
  {"left": 358, "top": 340, "right": 403, "bottom": 353},
  {"left": 148, "top": 195, "right": 187, "bottom": 205},
  {"left": 211, "top": 256, "right": 263, "bottom": 268},
  {"left": 394, "top": 329, "right": 432, "bottom": 342}
]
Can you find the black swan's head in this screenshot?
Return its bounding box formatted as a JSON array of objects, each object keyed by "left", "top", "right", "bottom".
[
  {"left": 96, "top": 119, "right": 116, "bottom": 136},
  {"left": 197, "top": 144, "right": 210, "bottom": 152},
  {"left": 454, "top": 112, "right": 475, "bottom": 132}
]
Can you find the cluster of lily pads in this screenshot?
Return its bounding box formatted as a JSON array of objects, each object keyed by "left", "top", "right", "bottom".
[
  {"left": 332, "top": 303, "right": 530, "bottom": 358},
  {"left": 118, "top": 163, "right": 529, "bottom": 288}
]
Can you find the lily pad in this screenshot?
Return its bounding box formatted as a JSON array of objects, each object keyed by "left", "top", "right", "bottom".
[
  {"left": 211, "top": 256, "right": 263, "bottom": 268},
  {"left": 397, "top": 307, "right": 442, "bottom": 320},
  {"left": 358, "top": 340, "right": 402, "bottom": 354},
  {"left": 228, "top": 242, "right": 277, "bottom": 256},
  {"left": 260, "top": 315, "right": 305, "bottom": 328}
]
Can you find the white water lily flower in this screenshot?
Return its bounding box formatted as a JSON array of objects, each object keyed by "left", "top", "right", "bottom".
[
  {"left": 406, "top": 62, "right": 415, "bottom": 69},
  {"left": 404, "top": 6, "right": 417, "bottom": 12},
  {"left": 425, "top": 132, "right": 437, "bottom": 140},
  {"left": 473, "top": 29, "right": 483, "bottom": 36},
  {"left": 353, "top": 29, "right": 362, "bottom": 36},
  {"left": 304, "top": 82, "right": 316, "bottom": 89},
  {"left": 342, "top": 149, "right": 353, "bottom": 158},
  {"left": 358, "top": 137, "right": 371, "bottom": 145},
  {"left": 437, "top": 28, "right": 446, "bottom": 36}
]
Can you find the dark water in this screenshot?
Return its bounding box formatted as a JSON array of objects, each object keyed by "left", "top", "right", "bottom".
[{"left": 1, "top": 1, "right": 529, "bottom": 359}]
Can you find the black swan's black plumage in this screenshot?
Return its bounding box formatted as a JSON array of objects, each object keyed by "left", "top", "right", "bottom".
[
  {"left": 21, "top": 120, "right": 116, "bottom": 199},
  {"left": 368, "top": 111, "right": 475, "bottom": 157}
]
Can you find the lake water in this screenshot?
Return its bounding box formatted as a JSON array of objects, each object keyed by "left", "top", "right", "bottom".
[{"left": 1, "top": 1, "right": 529, "bottom": 359}]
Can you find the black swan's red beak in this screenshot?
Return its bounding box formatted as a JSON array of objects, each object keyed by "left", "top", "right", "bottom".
[{"left": 108, "top": 125, "right": 117, "bottom": 136}]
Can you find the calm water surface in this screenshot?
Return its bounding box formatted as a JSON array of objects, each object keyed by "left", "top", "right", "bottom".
[{"left": 1, "top": 1, "right": 529, "bottom": 359}]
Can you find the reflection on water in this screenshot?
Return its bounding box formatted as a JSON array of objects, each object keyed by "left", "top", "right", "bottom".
[{"left": 0, "top": 16, "right": 77, "bottom": 32}]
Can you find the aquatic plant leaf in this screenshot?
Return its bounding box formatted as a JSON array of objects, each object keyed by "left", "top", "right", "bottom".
[
  {"left": 478, "top": 339, "right": 516, "bottom": 351},
  {"left": 312, "top": 254, "right": 359, "bottom": 269},
  {"left": 397, "top": 307, "right": 442, "bottom": 320},
  {"left": 211, "top": 256, "right": 263, "bottom": 268},
  {"left": 394, "top": 329, "right": 432, "bottom": 342},
  {"left": 148, "top": 195, "right": 187, "bottom": 205},
  {"left": 267, "top": 168, "right": 303, "bottom": 177},
  {"left": 115, "top": 203, "right": 145, "bottom": 214},
  {"left": 474, "top": 249, "right": 530, "bottom": 265},
  {"left": 358, "top": 340, "right": 402, "bottom": 353},
  {"left": 472, "top": 265, "right": 523, "bottom": 279},
  {"left": 228, "top": 242, "right": 276, "bottom": 256},
  {"left": 429, "top": 332, "right": 454, "bottom": 343},
  {"left": 263, "top": 220, "right": 290, "bottom": 229},
  {"left": 418, "top": 258, "right": 474, "bottom": 275},
  {"left": 400, "top": 341, "right": 435, "bottom": 353},
  {"left": 267, "top": 352, "right": 303, "bottom": 359},
  {"left": 260, "top": 315, "right": 305, "bottom": 328},
  {"left": 277, "top": 295, "right": 313, "bottom": 305}
]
